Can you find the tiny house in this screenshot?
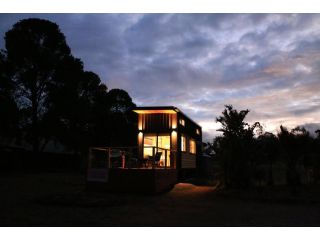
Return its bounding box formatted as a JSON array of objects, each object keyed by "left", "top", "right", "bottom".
[
  {"left": 86, "top": 106, "right": 202, "bottom": 193},
  {"left": 133, "top": 106, "right": 202, "bottom": 177}
]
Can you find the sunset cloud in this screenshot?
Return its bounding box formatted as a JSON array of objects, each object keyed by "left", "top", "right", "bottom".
[{"left": 1, "top": 14, "right": 320, "bottom": 140}]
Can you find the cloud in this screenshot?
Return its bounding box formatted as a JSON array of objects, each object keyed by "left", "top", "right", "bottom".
[{"left": 1, "top": 14, "right": 320, "bottom": 141}]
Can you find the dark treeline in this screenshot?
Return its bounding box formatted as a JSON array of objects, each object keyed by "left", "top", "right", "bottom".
[
  {"left": 0, "top": 18, "right": 137, "bottom": 157},
  {"left": 205, "top": 105, "right": 320, "bottom": 190}
]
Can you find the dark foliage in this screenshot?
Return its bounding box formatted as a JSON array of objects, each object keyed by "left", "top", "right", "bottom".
[
  {"left": 0, "top": 51, "right": 20, "bottom": 143},
  {"left": 213, "top": 105, "right": 320, "bottom": 189},
  {"left": 4, "top": 18, "right": 72, "bottom": 153},
  {"left": 213, "top": 105, "right": 262, "bottom": 188},
  {"left": 0, "top": 18, "right": 137, "bottom": 156},
  {"left": 277, "top": 126, "right": 317, "bottom": 191}
]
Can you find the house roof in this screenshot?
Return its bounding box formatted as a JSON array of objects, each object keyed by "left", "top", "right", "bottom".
[{"left": 133, "top": 106, "right": 201, "bottom": 129}]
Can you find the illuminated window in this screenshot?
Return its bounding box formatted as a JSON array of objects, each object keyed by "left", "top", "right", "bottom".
[
  {"left": 158, "top": 135, "right": 171, "bottom": 167},
  {"left": 143, "top": 134, "right": 171, "bottom": 167},
  {"left": 179, "top": 118, "right": 185, "bottom": 126},
  {"left": 189, "top": 138, "right": 196, "bottom": 154},
  {"left": 158, "top": 135, "right": 170, "bottom": 150},
  {"left": 196, "top": 128, "right": 200, "bottom": 135},
  {"left": 181, "top": 135, "right": 186, "bottom": 152},
  {"left": 143, "top": 135, "right": 156, "bottom": 158}
]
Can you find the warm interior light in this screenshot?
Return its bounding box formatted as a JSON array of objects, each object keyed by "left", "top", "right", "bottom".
[
  {"left": 133, "top": 109, "right": 177, "bottom": 114},
  {"left": 189, "top": 138, "right": 196, "bottom": 154},
  {"left": 179, "top": 118, "right": 185, "bottom": 126},
  {"left": 171, "top": 130, "right": 177, "bottom": 143},
  {"left": 138, "top": 132, "right": 143, "bottom": 145},
  {"left": 181, "top": 135, "right": 186, "bottom": 151},
  {"left": 138, "top": 115, "right": 143, "bottom": 130},
  {"left": 171, "top": 114, "right": 177, "bottom": 129}
]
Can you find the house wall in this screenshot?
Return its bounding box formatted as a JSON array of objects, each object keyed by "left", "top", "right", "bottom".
[
  {"left": 137, "top": 113, "right": 178, "bottom": 166},
  {"left": 177, "top": 112, "right": 202, "bottom": 170},
  {"left": 181, "top": 152, "right": 196, "bottom": 168},
  {"left": 138, "top": 113, "right": 177, "bottom": 132},
  {"left": 136, "top": 109, "right": 202, "bottom": 172}
]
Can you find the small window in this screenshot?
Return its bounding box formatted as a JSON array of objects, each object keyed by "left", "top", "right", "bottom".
[
  {"left": 179, "top": 118, "right": 185, "bottom": 126},
  {"left": 189, "top": 138, "right": 196, "bottom": 154},
  {"left": 196, "top": 128, "right": 200, "bottom": 135},
  {"left": 181, "top": 135, "right": 186, "bottom": 152}
]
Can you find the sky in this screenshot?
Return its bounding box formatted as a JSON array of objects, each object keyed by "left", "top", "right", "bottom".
[{"left": 1, "top": 14, "right": 320, "bottom": 141}]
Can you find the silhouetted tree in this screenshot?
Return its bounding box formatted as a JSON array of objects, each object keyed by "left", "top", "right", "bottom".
[
  {"left": 1, "top": 18, "right": 138, "bottom": 158},
  {"left": 214, "top": 105, "right": 262, "bottom": 188},
  {"left": 277, "top": 125, "right": 314, "bottom": 192},
  {"left": 4, "top": 18, "right": 72, "bottom": 153},
  {"left": 48, "top": 66, "right": 136, "bottom": 151},
  {"left": 315, "top": 129, "right": 320, "bottom": 139},
  {"left": 0, "top": 51, "right": 20, "bottom": 144},
  {"left": 314, "top": 129, "right": 320, "bottom": 183},
  {"left": 105, "top": 89, "right": 137, "bottom": 146},
  {"left": 203, "top": 142, "right": 215, "bottom": 156},
  {"left": 107, "top": 89, "right": 135, "bottom": 113},
  {"left": 257, "top": 132, "right": 279, "bottom": 186},
  {"left": 46, "top": 56, "right": 95, "bottom": 153}
]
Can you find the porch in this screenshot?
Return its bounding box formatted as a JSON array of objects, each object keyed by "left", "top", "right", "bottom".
[
  {"left": 86, "top": 147, "right": 178, "bottom": 193},
  {"left": 88, "top": 146, "right": 177, "bottom": 170}
]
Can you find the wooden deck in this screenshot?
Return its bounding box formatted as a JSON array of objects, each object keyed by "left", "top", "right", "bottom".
[{"left": 86, "top": 168, "right": 178, "bottom": 194}]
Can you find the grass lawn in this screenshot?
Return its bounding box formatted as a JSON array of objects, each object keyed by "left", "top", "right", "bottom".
[{"left": 1, "top": 172, "right": 320, "bottom": 226}]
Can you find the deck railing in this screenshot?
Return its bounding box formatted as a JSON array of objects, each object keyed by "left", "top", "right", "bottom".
[{"left": 88, "top": 146, "right": 176, "bottom": 170}]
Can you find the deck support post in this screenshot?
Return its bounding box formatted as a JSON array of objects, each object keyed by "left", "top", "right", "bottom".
[
  {"left": 165, "top": 149, "right": 167, "bottom": 169},
  {"left": 152, "top": 147, "right": 156, "bottom": 169},
  {"left": 108, "top": 148, "right": 111, "bottom": 168}
]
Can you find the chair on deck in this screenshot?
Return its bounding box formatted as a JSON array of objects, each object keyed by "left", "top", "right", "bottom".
[
  {"left": 149, "top": 152, "right": 162, "bottom": 168},
  {"left": 110, "top": 150, "right": 122, "bottom": 168}
]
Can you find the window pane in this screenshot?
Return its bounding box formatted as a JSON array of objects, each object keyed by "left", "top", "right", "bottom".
[
  {"left": 189, "top": 138, "right": 196, "bottom": 154},
  {"left": 158, "top": 135, "right": 170, "bottom": 149},
  {"left": 181, "top": 135, "right": 186, "bottom": 151},
  {"left": 179, "top": 118, "right": 185, "bottom": 126},
  {"left": 158, "top": 135, "right": 170, "bottom": 167},
  {"left": 143, "top": 135, "right": 171, "bottom": 167},
  {"left": 143, "top": 135, "right": 156, "bottom": 158}
]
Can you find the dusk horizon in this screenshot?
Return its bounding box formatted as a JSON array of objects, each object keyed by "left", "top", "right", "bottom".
[{"left": 1, "top": 13, "right": 320, "bottom": 141}]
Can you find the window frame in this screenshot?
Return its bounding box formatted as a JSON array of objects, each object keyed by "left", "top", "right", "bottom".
[
  {"left": 181, "top": 134, "right": 187, "bottom": 152},
  {"left": 189, "top": 138, "right": 196, "bottom": 155},
  {"left": 179, "top": 118, "right": 185, "bottom": 127},
  {"left": 196, "top": 128, "right": 200, "bottom": 135}
]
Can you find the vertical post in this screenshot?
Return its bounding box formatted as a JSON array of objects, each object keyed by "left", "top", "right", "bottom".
[
  {"left": 165, "top": 149, "right": 167, "bottom": 169},
  {"left": 108, "top": 148, "right": 111, "bottom": 169},
  {"left": 138, "top": 132, "right": 144, "bottom": 161},
  {"left": 152, "top": 146, "right": 155, "bottom": 169},
  {"left": 171, "top": 151, "right": 175, "bottom": 169},
  {"left": 88, "top": 147, "right": 92, "bottom": 169},
  {"left": 121, "top": 151, "right": 125, "bottom": 168}
]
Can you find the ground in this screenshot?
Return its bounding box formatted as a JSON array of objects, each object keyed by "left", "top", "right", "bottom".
[{"left": 1, "top": 172, "right": 320, "bottom": 226}]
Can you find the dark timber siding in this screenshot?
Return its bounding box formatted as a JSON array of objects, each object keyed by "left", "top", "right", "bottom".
[
  {"left": 181, "top": 152, "right": 196, "bottom": 168},
  {"left": 141, "top": 113, "right": 173, "bottom": 132},
  {"left": 177, "top": 112, "right": 202, "bottom": 170}
]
